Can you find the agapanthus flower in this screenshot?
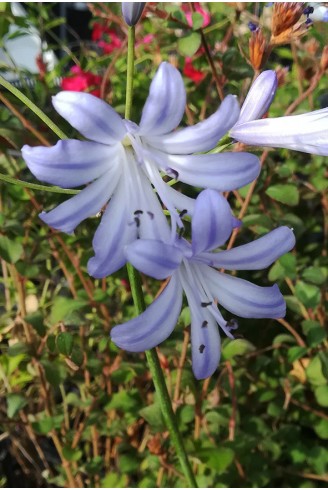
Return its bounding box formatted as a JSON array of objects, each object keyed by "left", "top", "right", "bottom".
[
  {"left": 122, "top": 2, "right": 146, "bottom": 26},
  {"left": 231, "top": 70, "right": 328, "bottom": 156},
  {"left": 111, "top": 189, "right": 296, "bottom": 379},
  {"left": 22, "top": 62, "right": 260, "bottom": 278}
]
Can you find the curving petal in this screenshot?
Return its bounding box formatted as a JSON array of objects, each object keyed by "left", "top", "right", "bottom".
[
  {"left": 22, "top": 140, "right": 120, "bottom": 188},
  {"left": 138, "top": 62, "right": 186, "bottom": 136},
  {"left": 230, "top": 107, "right": 328, "bottom": 156},
  {"left": 192, "top": 190, "right": 234, "bottom": 255},
  {"left": 40, "top": 168, "right": 120, "bottom": 234},
  {"left": 125, "top": 239, "right": 183, "bottom": 280},
  {"left": 206, "top": 268, "right": 286, "bottom": 319},
  {"left": 202, "top": 226, "right": 295, "bottom": 270},
  {"left": 237, "top": 70, "right": 277, "bottom": 125},
  {"left": 152, "top": 149, "right": 260, "bottom": 191},
  {"left": 111, "top": 274, "right": 183, "bottom": 351},
  {"left": 52, "top": 91, "right": 126, "bottom": 145},
  {"left": 145, "top": 95, "right": 240, "bottom": 154},
  {"left": 190, "top": 307, "right": 221, "bottom": 380}
]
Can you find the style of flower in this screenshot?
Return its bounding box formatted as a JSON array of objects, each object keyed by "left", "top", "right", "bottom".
[
  {"left": 111, "top": 190, "right": 296, "bottom": 380},
  {"left": 231, "top": 70, "right": 328, "bottom": 156},
  {"left": 22, "top": 62, "right": 261, "bottom": 278},
  {"left": 183, "top": 58, "right": 206, "bottom": 84},
  {"left": 61, "top": 66, "right": 102, "bottom": 97}
]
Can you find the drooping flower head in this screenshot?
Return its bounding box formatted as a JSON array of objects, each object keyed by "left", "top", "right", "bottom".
[
  {"left": 22, "top": 62, "right": 260, "bottom": 278},
  {"left": 111, "top": 190, "right": 296, "bottom": 379}
]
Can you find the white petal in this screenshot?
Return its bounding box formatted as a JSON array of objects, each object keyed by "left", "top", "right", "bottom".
[
  {"left": 139, "top": 62, "right": 186, "bottom": 136},
  {"left": 202, "top": 226, "right": 296, "bottom": 269},
  {"left": 111, "top": 274, "right": 183, "bottom": 351},
  {"left": 237, "top": 70, "right": 277, "bottom": 125},
  {"left": 22, "top": 140, "right": 120, "bottom": 188},
  {"left": 145, "top": 95, "right": 240, "bottom": 154},
  {"left": 40, "top": 168, "right": 120, "bottom": 234},
  {"left": 52, "top": 91, "right": 126, "bottom": 145},
  {"left": 231, "top": 108, "right": 328, "bottom": 156}
]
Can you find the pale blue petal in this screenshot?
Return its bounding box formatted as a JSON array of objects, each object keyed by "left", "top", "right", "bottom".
[
  {"left": 190, "top": 308, "right": 221, "bottom": 380},
  {"left": 52, "top": 91, "right": 126, "bottom": 145},
  {"left": 40, "top": 169, "right": 120, "bottom": 234},
  {"left": 145, "top": 95, "right": 240, "bottom": 154},
  {"left": 125, "top": 240, "right": 183, "bottom": 280},
  {"left": 202, "top": 226, "right": 295, "bottom": 269},
  {"left": 237, "top": 70, "right": 277, "bottom": 125},
  {"left": 192, "top": 190, "right": 234, "bottom": 255},
  {"left": 206, "top": 268, "right": 286, "bottom": 318},
  {"left": 231, "top": 108, "right": 328, "bottom": 156},
  {"left": 22, "top": 140, "right": 120, "bottom": 188},
  {"left": 139, "top": 62, "right": 186, "bottom": 136},
  {"left": 111, "top": 274, "right": 183, "bottom": 352},
  {"left": 152, "top": 149, "right": 260, "bottom": 191}
]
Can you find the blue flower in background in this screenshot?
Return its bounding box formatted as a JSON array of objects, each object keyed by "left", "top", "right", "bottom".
[
  {"left": 231, "top": 70, "right": 328, "bottom": 155},
  {"left": 111, "top": 190, "right": 296, "bottom": 379},
  {"left": 22, "top": 62, "right": 260, "bottom": 278}
]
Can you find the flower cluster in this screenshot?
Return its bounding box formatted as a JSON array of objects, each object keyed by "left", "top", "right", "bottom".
[{"left": 22, "top": 62, "right": 328, "bottom": 378}]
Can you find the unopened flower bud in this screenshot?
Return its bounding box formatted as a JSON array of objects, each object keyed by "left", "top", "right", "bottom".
[{"left": 122, "top": 2, "right": 146, "bottom": 26}]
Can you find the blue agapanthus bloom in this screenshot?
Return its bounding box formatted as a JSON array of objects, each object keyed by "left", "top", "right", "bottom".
[
  {"left": 111, "top": 190, "right": 296, "bottom": 379},
  {"left": 231, "top": 70, "right": 328, "bottom": 156},
  {"left": 22, "top": 62, "right": 261, "bottom": 278}
]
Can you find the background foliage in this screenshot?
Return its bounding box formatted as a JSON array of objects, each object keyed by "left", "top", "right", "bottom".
[{"left": 0, "top": 2, "right": 327, "bottom": 487}]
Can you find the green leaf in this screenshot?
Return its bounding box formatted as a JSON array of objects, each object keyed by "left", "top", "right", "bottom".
[
  {"left": 106, "top": 390, "right": 141, "bottom": 412},
  {"left": 302, "top": 266, "right": 327, "bottom": 285},
  {"left": 314, "top": 386, "right": 328, "bottom": 408},
  {"left": 101, "top": 473, "right": 128, "bottom": 488},
  {"left": 266, "top": 184, "right": 299, "bottom": 206},
  {"left": 56, "top": 332, "right": 74, "bottom": 356},
  {"left": 62, "top": 446, "right": 83, "bottom": 462},
  {"left": 191, "top": 12, "right": 204, "bottom": 30},
  {"left": 50, "top": 296, "right": 88, "bottom": 324},
  {"left": 0, "top": 235, "right": 23, "bottom": 263},
  {"left": 198, "top": 447, "right": 235, "bottom": 473},
  {"left": 306, "top": 356, "right": 327, "bottom": 386},
  {"left": 314, "top": 419, "right": 328, "bottom": 440},
  {"left": 222, "top": 339, "right": 255, "bottom": 360},
  {"left": 295, "top": 281, "right": 321, "bottom": 309},
  {"left": 139, "top": 403, "right": 165, "bottom": 431},
  {"left": 24, "top": 312, "right": 46, "bottom": 337},
  {"left": 7, "top": 393, "right": 27, "bottom": 418},
  {"left": 177, "top": 32, "right": 201, "bottom": 57},
  {"left": 287, "top": 346, "right": 307, "bottom": 363}
]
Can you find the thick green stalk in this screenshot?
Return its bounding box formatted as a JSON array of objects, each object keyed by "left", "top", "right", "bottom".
[
  {"left": 124, "top": 26, "right": 198, "bottom": 488},
  {"left": 0, "top": 74, "right": 68, "bottom": 140}
]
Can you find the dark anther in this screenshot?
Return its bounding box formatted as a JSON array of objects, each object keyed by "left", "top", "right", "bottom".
[
  {"left": 226, "top": 318, "right": 238, "bottom": 330},
  {"left": 303, "top": 6, "right": 314, "bottom": 16},
  {"left": 147, "top": 211, "right": 154, "bottom": 220},
  {"left": 248, "top": 21, "right": 258, "bottom": 32},
  {"left": 134, "top": 217, "right": 141, "bottom": 228},
  {"left": 202, "top": 321, "right": 208, "bottom": 328},
  {"left": 201, "top": 301, "right": 212, "bottom": 307},
  {"left": 166, "top": 167, "right": 179, "bottom": 180},
  {"left": 179, "top": 209, "right": 188, "bottom": 218},
  {"left": 199, "top": 344, "right": 205, "bottom": 354},
  {"left": 134, "top": 210, "right": 143, "bottom": 215}
]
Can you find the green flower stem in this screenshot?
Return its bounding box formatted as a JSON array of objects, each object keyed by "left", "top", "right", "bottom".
[
  {"left": 0, "top": 74, "right": 68, "bottom": 140},
  {"left": 124, "top": 26, "right": 198, "bottom": 488},
  {"left": 0, "top": 172, "right": 78, "bottom": 195}
]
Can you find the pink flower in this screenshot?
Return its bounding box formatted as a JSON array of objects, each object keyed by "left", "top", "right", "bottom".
[
  {"left": 183, "top": 58, "right": 205, "bottom": 84},
  {"left": 92, "top": 22, "right": 123, "bottom": 54},
  {"left": 182, "top": 2, "right": 211, "bottom": 28},
  {"left": 61, "top": 66, "right": 102, "bottom": 97}
]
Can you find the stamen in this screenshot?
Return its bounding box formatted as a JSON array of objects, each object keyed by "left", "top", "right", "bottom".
[
  {"left": 134, "top": 216, "right": 141, "bottom": 228},
  {"left": 226, "top": 318, "right": 238, "bottom": 331},
  {"left": 179, "top": 209, "right": 188, "bottom": 218},
  {"left": 202, "top": 321, "right": 208, "bottom": 328},
  {"left": 166, "top": 167, "right": 179, "bottom": 180},
  {"left": 201, "top": 301, "right": 212, "bottom": 307},
  {"left": 199, "top": 344, "right": 205, "bottom": 354},
  {"left": 134, "top": 210, "right": 143, "bottom": 215}
]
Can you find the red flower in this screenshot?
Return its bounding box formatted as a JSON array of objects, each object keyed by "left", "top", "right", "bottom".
[
  {"left": 92, "top": 22, "right": 123, "bottom": 54},
  {"left": 61, "top": 66, "right": 102, "bottom": 97},
  {"left": 182, "top": 2, "right": 211, "bottom": 28},
  {"left": 183, "top": 58, "right": 205, "bottom": 84}
]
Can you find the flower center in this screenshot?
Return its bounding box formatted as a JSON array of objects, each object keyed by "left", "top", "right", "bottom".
[{"left": 122, "top": 135, "right": 132, "bottom": 147}]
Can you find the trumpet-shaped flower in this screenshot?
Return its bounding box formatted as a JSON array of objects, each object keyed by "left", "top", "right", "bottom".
[
  {"left": 231, "top": 70, "right": 328, "bottom": 156},
  {"left": 22, "top": 62, "right": 261, "bottom": 278},
  {"left": 111, "top": 190, "right": 296, "bottom": 379}
]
